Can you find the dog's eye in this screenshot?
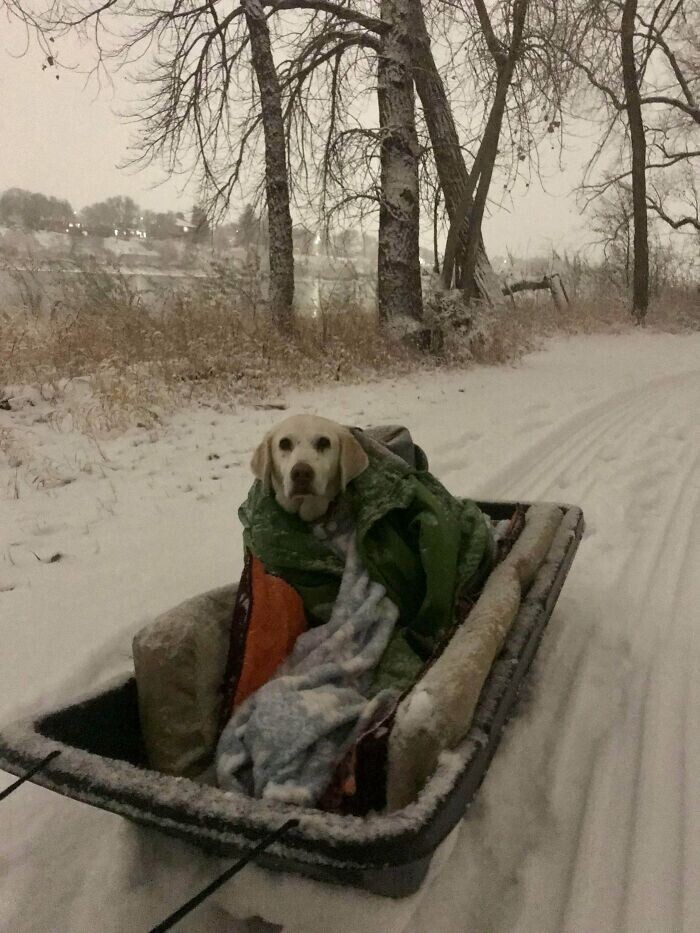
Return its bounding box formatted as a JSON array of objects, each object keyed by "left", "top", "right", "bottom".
[
  {"left": 315, "top": 436, "right": 331, "bottom": 452},
  {"left": 279, "top": 437, "right": 293, "bottom": 452}
]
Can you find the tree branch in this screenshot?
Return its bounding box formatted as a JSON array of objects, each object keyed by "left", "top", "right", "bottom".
[
  {"left": 270, "top": 0, "right": 386, "bottom": 34},
  {"left": 640, "top": 95, "right": 700, "bottom": 123}
]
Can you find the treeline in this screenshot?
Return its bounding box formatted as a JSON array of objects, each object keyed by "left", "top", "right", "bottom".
[
  {"left": 0, "top": 190, "right": 212, "bottom": 241},
  {"left": 0, "top": 189, "right": 380, "bottom": 258}
]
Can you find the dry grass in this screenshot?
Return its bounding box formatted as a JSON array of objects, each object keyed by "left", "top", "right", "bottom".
[
  {"left": 1, "top": 265, "right": 697, "bottom": 436},
  {"left": 505, "top": 288, "right": 699, "bottom": 337},
  {"left": 1, "top": 299, "right": 417, "bottom": 432},
  {"left": 443, "top": 286, "right": 698, "bottom": 370}
]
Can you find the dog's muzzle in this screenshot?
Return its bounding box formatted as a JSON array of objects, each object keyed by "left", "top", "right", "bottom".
[{"left": 290, "top": 461, "right": 315, "bottom": 496}]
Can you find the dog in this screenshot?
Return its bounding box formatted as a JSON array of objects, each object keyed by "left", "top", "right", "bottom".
[{"left": 251, "top": 415, "right": 369, "bottom": 521}]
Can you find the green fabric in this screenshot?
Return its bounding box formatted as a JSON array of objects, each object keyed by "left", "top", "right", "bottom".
[
  {"left": 369, "top": 630, "right": 425, "bottom": 695},
  {"left": 238, "top": 440, "right": 494, "bottom": 693}
]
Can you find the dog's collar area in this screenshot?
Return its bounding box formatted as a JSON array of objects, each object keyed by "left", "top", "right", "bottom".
[{"left": 316, "top": 498, "right": 339, "bottom": 524}]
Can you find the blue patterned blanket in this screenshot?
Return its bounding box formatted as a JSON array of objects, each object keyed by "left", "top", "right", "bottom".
[{"left": 216, "top": 522, "right": 400, "bottom": 806}]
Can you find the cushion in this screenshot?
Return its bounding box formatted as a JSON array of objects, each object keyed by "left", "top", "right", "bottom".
[
  {"left": 386, "top": 563, "right": 521, "bottom": 810},
  {"left": 132, "top": 585, "right": 235, "bottom": 775}
]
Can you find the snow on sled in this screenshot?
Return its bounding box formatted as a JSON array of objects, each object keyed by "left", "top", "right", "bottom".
[{"left": 0, "top": 498, "right": 583, "bottom": 899}]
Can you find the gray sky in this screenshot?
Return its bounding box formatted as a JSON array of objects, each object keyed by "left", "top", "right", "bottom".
[{"left": 2, "top": 22, "right": 595, "bottom": 258}]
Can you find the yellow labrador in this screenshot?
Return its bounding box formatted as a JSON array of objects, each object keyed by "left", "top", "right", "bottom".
[{"left": 251, "top": 415, "right": 369, "bottom": 521}]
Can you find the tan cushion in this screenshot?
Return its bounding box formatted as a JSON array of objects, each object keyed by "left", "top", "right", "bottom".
[
  {"left": 386, "top": 564, "right": 521, "bottom": 810},
  {"left": 385, "top": 504, "right": 563, "bottom": 809},
  {"left": 132, "top": 585, "right": 236, "bottom": 775},
  {"left": 501, "top": 503, "right": 561, "bottom": 588}
]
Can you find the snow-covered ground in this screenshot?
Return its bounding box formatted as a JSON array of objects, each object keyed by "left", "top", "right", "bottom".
[{"left": 1, "top": 332, "right": 698, "bottom": 932}]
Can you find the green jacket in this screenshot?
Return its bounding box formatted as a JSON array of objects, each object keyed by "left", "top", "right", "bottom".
[{"left": 239, "top": 432, "right": 494, "bottom": 692}]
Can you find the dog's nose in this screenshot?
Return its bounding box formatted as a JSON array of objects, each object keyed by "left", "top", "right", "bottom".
[{"left": 290, "top": 461, "right": 314, "bottom": 490}]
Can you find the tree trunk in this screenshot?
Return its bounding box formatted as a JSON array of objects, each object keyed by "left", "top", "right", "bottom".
[
  {"left": 621, "top": 0, "right": 649, "bottom": 323},
  {"left": 503, "top": 273, "right": 569, "bottom": 309},
  {"left": 439, "top": 0, "right": 527, "bottom": 302},
  {"left": 245, "top": 0, "right": 295, "bottom": 328},
  {"left": 460, "top": 62, "right": 517, "bottom": 303},
  {"left": 376, "top": 0, "right": 422, "bottom": 323},
  {"left": 409, "top": 0, "right": 501, "bottom": 304},
  {"left": 432, "top": 187, "right": 441, "bottom": 273}
]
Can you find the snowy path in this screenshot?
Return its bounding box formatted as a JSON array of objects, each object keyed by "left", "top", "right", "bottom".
[
  {"left": 409, "top": 361, "right": 700, "bottom": 933},
  {"left": 1, "top": 333, "right": 698, "bottom": 932}
]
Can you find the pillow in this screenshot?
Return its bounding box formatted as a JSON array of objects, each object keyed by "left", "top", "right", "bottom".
[{"left": 132, "top": 585, "right": 235, "bottom": 775}]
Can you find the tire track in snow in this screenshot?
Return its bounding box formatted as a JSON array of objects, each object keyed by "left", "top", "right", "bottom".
[
  {"left": 616, "top": 448, "right": 699, "bottom": 650},
  {"left": 463, "top": 368, "right": 700, "bottom": 933},
  {"left": 560, "top": 665, "right": 646, "bottom": 933},
  {"left": 436, "top": 370, "right": 694, "bottom": 503},
  {"left": 496, "top": 371, "right": 692, "bottom": 502},
  {"left": 564, "top": 379, "right": 697, "bottom": 932},
  {"left": 683, "top": 656, "right": 700, "bottom": 933},
  {"left": 560, "top": 478, "right": 700, "bottom": 933},
  {"left": 412, "top": 371, "right": 699, "bottom": 933},
  {"left": 437, "top": 389, "right": 643, "bottom": 491},
  {"left": 549, "top": 383, "right": 700, "bottom": 933},
  {"left": 521, "top": 396, "right": 669, "bottom": 506},
  {"left": 667, "top": 476, "right": 700, "bottom": 933},
  {"left": 620, "top": 474, "right": 699, "bottom": 933}
]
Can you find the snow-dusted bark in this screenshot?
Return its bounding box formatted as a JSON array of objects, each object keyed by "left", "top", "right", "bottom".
[
  {"left": 245, "top": 0, "right": 295, "bottom": 328},
  {"left": 376, "top": 0, "right": 423, "bottom": 323},
  {"left": 439, "top": 0, "right": 528, "bottom": 303},
  {"left": 621, "top": 0, "right": 649, "bottom": 322},
  {"left": 409, "top": 0, "right": 502, "bottom": 306}
]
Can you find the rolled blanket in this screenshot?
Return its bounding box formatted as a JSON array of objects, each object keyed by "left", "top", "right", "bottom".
[{"left": 216, "top": 524, "right": 400, "bottom": 806}]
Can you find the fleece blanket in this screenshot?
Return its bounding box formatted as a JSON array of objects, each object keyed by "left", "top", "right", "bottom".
[{"left": 216, "top": 520, "right": 400, "bottom": 806}]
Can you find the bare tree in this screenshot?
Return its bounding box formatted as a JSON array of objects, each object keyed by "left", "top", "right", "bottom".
[
  {"left": 46, "top": 0, "right": 298, "bottom": 324},
  {"left": 439, "top": 0, "right": 529, "bottom": 297},
  {"left": 427, "top": 0, "right": 577, "bottom": 307},
  {"left": 590, "top": 178, "right": 685, "bottom": 295},
  {"left": 376, "top": 0, "right": 422, "bottom": 322},
  {"left": 266, "top": 0, "right": 423, "bottom": 322},
  {"left": 409, "top": 0, "right": 503, "bottom": 305},
  {"left": 244, "top": 0, "right": 295, "bottom": 326},
  {"left": 621, "top": 0, "right": 649, "bottom": 320},
  {"left": 571, "top": 0, "right": 698, "bottom": 319},
  {"left": 270, "top": 0, "right": 567, "bottom": 317},
  {"left": 590, "top": 181, "right": 636, "bottom": 290},
  {"left": 646, "top": 161, "right": 700, "bottom": 232},
  {"left": 636, "top": 1, "right": 699, "bottom": 237}
]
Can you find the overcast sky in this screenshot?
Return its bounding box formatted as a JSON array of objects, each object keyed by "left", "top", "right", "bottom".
[{"left": 2, "top": 21, "right": 596, "bottom": 259}]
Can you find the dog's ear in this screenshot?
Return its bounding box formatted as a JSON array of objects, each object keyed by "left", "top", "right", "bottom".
[
  {"left": 339, "top": 431, "right": 369, "bottom": 490},
  {"left": 251, "top": 434, "right": 272, "bottom": 487}
]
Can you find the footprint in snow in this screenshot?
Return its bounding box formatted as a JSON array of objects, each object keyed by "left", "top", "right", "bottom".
[
  {"left": 30, "top": 522, "right": 66, "bottom": 537},
  {"left": 7, "top": 545, "right": 65, "bottom": 567}
]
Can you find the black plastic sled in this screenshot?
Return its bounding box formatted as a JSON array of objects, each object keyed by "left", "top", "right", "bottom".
[{"left": 0, "top": 501, "right": 583, "bottom": 899}]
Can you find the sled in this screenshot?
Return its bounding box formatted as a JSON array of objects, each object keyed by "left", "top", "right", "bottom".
[{"left": 0, "top": 500, "right": 583, "bottom": 899}]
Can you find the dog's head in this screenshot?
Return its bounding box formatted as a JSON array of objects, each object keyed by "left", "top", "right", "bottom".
[{"left": 251, "top": 414, "right": 369, "bottom": 521}]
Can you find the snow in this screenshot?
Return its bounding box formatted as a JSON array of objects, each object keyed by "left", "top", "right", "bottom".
[
  {"left": 399, "top": 689, "right": 435, "bottom": 734},
  {"left": 1, "top": 331, "right": 699, "bottom": 932}
]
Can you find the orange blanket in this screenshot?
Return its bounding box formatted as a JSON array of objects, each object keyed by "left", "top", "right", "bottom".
[{"left": 231, "top": 555, "right": 308, "bottom": 709}]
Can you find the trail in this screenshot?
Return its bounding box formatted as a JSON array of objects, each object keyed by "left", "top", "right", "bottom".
[
  {"left": 1, "top": 332, "right": 698, "bottom": 932},
  {"left": 410, "top": 361, "right": 700, "bottom": 933}
]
